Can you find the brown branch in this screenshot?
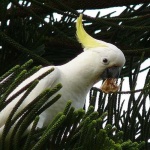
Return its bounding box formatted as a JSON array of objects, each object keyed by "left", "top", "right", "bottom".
[
  {"left": 123, "top": 48, "right": 150, "bottom": 56},
  {"left": 92, "top": 86, "right": 150, "bottom": 94}
]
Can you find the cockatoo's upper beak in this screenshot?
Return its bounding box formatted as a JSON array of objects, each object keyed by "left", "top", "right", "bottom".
[{"left": 101, "top": 66, "right": 122, "bottom": 80}]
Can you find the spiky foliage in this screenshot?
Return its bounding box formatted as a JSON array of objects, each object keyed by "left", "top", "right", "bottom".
[
  {"left": 0, "top": 1, "right": 150, "bottom": 75},
  {"left": 0, "top": 60, "right": 149, "bottom": 149},
  {"left": 0, "top": 1, "right": 150, "bottom": 150},
  {"left": 89, "top": 60, "right": 150, "bottom": 149}
]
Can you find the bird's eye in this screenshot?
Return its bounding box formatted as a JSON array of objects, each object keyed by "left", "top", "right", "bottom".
[{"left": 102, "top": 58, "right": 109, "bottom": 65}]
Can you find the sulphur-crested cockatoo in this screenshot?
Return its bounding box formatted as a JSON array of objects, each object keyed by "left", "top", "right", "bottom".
[{"left": 0, "top": 14, "right": 125, "bottom": 135}]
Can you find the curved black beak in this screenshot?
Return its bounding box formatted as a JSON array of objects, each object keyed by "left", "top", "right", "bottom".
[{"left": 101, "top": 66, "right": 122, "bottom": 80}]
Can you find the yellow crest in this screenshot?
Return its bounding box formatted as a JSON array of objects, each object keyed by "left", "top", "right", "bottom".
[{"left": 76, "top": 14, "right": 107, "bottom": 49}]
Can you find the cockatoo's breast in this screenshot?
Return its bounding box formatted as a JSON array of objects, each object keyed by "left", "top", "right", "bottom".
[{"left": 39, "top": 66, "right": 89, "bottom": 126}]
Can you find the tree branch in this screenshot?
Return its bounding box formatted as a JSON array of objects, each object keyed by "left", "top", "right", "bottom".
[{"left": 1, "top": 0, "right": 150, "bottom": 20}]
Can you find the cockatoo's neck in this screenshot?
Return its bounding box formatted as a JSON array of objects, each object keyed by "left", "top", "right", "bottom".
[{"left": 59, "top": 51, "right": 103, "bottom": 90}]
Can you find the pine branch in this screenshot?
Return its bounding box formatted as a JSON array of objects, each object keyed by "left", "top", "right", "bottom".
[
  {"left": 0, "top": 30, "right": 50, "bottom": 65},
  {"left": 0, "top": 1, "right": 150, "bottom": 149},
  {"left": 2, "top": 0, "right": 150, "bottom": 20}
]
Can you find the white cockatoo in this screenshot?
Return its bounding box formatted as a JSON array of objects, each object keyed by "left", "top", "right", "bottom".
[{"left": 0, "top": 14, "right": 125, "bottom": 135}]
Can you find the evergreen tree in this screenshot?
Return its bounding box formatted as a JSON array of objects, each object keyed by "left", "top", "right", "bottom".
[{"left": 0, "top": 1, "right": 149, "bottom": 149}]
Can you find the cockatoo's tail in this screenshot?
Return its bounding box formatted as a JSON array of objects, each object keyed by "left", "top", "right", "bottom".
[{"left": 76, "top": 14, "right": 125, "bottom": 93}]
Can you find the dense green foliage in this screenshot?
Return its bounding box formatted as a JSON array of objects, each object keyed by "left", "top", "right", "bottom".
[
  {"left": 0, "top": 1, "right": 150, "bottom": 75},
  {"left": 0, "top": 59, "right": 149, "bottom": 149}
]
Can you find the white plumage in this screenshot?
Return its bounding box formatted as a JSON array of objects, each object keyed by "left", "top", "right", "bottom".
[{"left": 0, "top": 14, "right": 125, "bottom": 137}]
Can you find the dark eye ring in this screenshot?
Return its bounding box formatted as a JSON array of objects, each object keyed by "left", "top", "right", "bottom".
[{"left": 102, "top": 58, "right": 109, "bottom": 65}]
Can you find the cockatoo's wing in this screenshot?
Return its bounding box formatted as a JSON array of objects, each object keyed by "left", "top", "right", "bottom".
[{"left": 0, "top": 66, "right": 60, "bottom": 128}]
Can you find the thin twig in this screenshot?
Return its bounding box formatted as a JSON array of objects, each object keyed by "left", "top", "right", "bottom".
[{"left": 92, "top": 86, "right": 149, "bottom": 94}]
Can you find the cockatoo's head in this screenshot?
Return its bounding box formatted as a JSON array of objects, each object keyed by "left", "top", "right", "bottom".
[{"left": 76, "top": 14, "right": 125, "bottom": 93}]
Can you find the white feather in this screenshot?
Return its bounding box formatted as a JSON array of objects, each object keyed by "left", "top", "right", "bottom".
[{"left": 0, "top": 45, "right": 125, "bottom": 140}]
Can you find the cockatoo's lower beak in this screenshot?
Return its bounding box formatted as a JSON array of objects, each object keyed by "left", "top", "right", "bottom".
[{"left": 100, "top": 66, "right": 122, "bottom": 93}]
